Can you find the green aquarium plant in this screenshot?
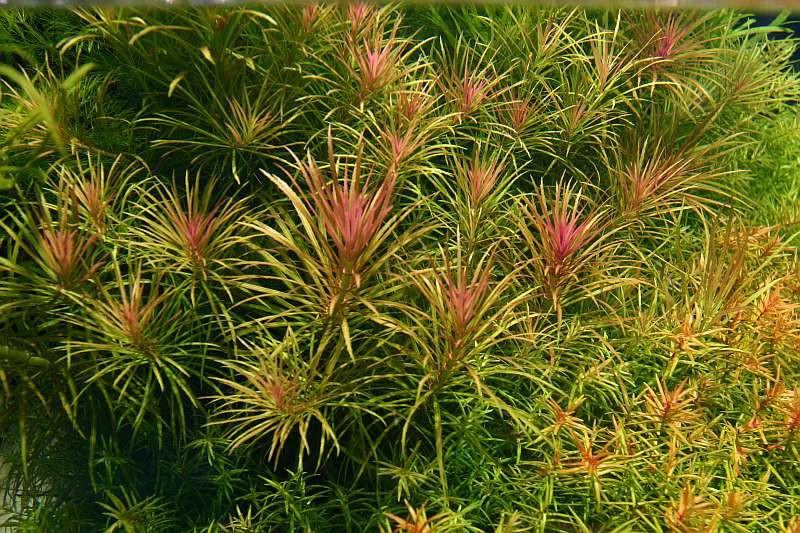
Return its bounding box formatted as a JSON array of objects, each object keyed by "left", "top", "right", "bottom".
[{"left": 2, "top": 4, "right": 800, "bottom": 531}]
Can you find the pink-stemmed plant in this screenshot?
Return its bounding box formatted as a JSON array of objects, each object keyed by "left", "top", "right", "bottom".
[
  {"left": 610, "top": 140, "right": 730, "bottom": 219},
  {"left": 130, "top": 175, "right": 247, "bottom": 279},
  {"left": 439, "top": 255, "right": 492, "bottom": 356},
  {"left": 346, "top": 2, "right": 374, "bottom": 35},
  {"left": 349, "top": 22, "right": 404, "bottom": 99},
  {"left": 519, "top": 181, "right": 609, "bottom": 320},
  {"left": 436, "top": 41, "right": 505, "bottom": 119},
  {"left": 299, "top": 143, "right": 396, "bottom": 284},
  {"left": 39, "top": 223, "right": 101, "bottom": 290},
  {"left": 302, "top": 3, "right": 320, "bottom": 34},
  {"left": 505, "top": 95, "right": 533, "bottom": 133},
  {"left": 463, "top": 156, "right": 505, "bottom": 207}
]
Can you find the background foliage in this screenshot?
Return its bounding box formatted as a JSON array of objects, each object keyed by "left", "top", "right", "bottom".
[{"left": 2, "top": 4, "right": 800, "bottom": 531}]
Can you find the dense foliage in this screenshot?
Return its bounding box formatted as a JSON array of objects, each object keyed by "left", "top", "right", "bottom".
[{"left": 2, "top": 4, "right": 800, "bottom": 531}]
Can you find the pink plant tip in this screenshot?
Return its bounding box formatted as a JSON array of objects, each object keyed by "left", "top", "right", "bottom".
[
  {"left": 347, "top": 2, "right": 372, "bottom": 32},
  {"left": 543, "top": 213, "right": 590, "bottom": 266},
  {"left": 398, "top": 91, "right": 427, "bottom": 121},
  {"left": 440, "top": 262, "right": 492, "bottom": 345},
  {"left": 302, "top": 4, "right": 319, "bottom": 34},
  {"left": 355, "top": 41, "right": 396, "bottom": 95},
  {"left": 507, "top": 98, "right": 531, "bottom": 131},
  {"left": 384, "top": 128, "right": 415, "bottom": 166},
  {"left": 467, "top": 158, "right": 503, "bottom": 206},
  {"left": 301, "top": 155, "right": 396, "bottom": 274},
  {"left": 176, "top": 210, "right": 218, "bottom": 265},
  {"left": 40, "top": 226, "right": 99, "bottom": 288},
  {"left": 458, "top": 73, "right": 489, "bottom": 114}
]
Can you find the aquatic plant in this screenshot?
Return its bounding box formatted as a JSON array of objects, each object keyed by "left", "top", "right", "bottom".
[{"left": 1, "top": 5, "right": 800, "bottom": 531}]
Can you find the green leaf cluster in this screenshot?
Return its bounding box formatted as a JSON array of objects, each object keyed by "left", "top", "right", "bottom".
[{"left": 2, "top": 5, "right": 800, "bottom": 532}]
